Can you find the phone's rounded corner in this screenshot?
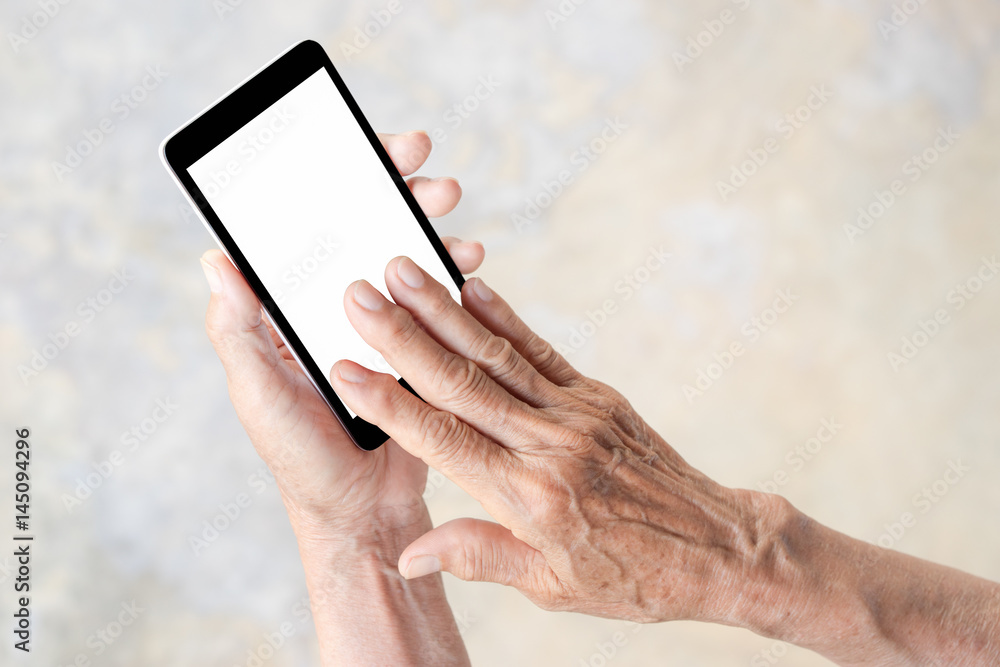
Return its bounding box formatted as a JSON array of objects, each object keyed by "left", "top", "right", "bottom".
[
  {"left": 356, "top": 439, "right": 386, "bottom": 453},
  {"left": 296, "top": 39, "right": 324, "bottom": 57},
  {"left": 348, "top": 417, "right": 391, "bottom": 452},
  {"left": 159, "top": 132, "right": 178, "bottom": 172}
]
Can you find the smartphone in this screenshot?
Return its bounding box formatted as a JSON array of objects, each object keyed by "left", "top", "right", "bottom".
[{"left": 160, "top": 40, "right": 464, "bottom": 451}]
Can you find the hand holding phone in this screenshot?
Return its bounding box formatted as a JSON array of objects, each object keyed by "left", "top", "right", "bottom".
[
  {"left": 198, "top": 224, "right": 483, "bottom": 532},
  {"left": 162, "top": 40, "right": 467, "bottom": 450},
  {"left": 195, "top": 125, "right": 484, "bottom": 520},
  {"left": 195, "top": 136, "right": 480, "bottom": 662}
]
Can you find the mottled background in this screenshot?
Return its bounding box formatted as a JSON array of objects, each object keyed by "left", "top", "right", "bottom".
[{"left": 2, "top": 0, "right": 999, "bottom": 665}]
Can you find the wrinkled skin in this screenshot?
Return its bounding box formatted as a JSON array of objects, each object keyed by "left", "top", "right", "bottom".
[{"left": 329, "top": 257, "right": 787, "bottom": 625}]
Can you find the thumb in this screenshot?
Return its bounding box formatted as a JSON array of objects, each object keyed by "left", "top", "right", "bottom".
[
  {"left": 399, "top": 518, "right": 550, "bottom": 591},
  {"left": 200, "top": 249, "right": 285, "bottom": 388}
]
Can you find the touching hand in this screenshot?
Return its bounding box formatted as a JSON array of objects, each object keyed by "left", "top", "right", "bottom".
[{"left": 328, "top": 257, "right": 786, "bottom": 625}]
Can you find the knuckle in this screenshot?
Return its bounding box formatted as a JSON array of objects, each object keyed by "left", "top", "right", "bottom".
[
  {"left": 592, "top": 379, "right": 630, "bottom": 407},
  {"left": 425, "top": 296, "right": 453, "bottom": 322},
  {"left": 496, "top": 302, "right": 523, "bottom": 334},
  {"left": 378, "top": 373, "right": 410, "bottom": 415},
  {"left": 385, "top": 303, "right": 421, "bottom": 349},
  {"left": 204, "top": 312, "right": 268, "bottom": 361},
  {"left": 577, "top": 415, "right": 611, "bottom": 442},
  {"left": 516, "top": 477, "right": 571, "bottom": 529},
  {"left": 471, "top": 333, "right": 520, "bottom": 378},
  {"left": 580, "top": 381, "right": 643, "bottom": 437},
  {"left": 523, "top": 332, "right": 553, "bottom": 362},
  {"left": 417, "top": 286, "right": 455, "bottom": 321},
  {"left": 435, "top": 355, "right": 486, "bottom": 405},
  {"left": 416, "top": 407, "right": 457, "bottom": 444},
  {"left": 527, "top": 335, "right": 570, "bottom": 376},
  {"left": 551, "top": 416, "right": 610, "bottom": 453},
  {"left": 521, "top": 554, "right": 562, "bottom": 601},
  {"left": 533, "top": 496, "right": 567, "bottom": 528},
  {"left": 551, "top": 426, "right": 591, "bottom": 454},
  {"left": 415, "top": 409, "right": 470, "bottom": 470},
  {"left": 595, "top": 390, "right": 630, "bottom": 421}
]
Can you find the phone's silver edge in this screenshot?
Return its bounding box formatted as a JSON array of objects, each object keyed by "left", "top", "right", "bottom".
[{"left": 157, "top": 39, "right": 359, "bottom": 446}]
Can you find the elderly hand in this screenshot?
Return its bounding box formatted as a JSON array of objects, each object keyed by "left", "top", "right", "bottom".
[
  {"left": 201, "top": 131, "right": 482, "bottom": 666},
  {"left": 329, "top": 257, "right": 1000, "bottom": 667},
  {"left": 200, "top": 131, "right": 484, "bottom": 542},
  {"left": 328, "top": 256, "right": 786, "bottom": 625}
]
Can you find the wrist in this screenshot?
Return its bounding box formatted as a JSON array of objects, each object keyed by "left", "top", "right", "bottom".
[
  {"left": 286, "top": 499, "right": 470, "bottom": 667},
  {"left": 728, "top": 491, "right": 893, "bottom": 664},
  {"left": 288, "top": 497, "right": 432, "bottom": 563}
]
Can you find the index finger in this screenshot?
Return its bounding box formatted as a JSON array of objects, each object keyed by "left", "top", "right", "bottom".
[{"left": 343, "top": 279, "right": 544, "bottom": 450}]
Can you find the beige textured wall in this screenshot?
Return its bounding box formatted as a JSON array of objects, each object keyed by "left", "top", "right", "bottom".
[{"left": 1, "top": 0, "right": 998, "bottom": 665}]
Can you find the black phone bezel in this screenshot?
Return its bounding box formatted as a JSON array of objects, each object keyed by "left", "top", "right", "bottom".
[{"left": 162, "top": 40, "right": 464, "bottom": 451}]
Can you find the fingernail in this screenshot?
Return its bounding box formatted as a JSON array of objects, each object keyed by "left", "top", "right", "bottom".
[
  {"left": 353, "top": 281, "right": 384, "bottom": 311},
  {"left": 402, "top": 555, "right": 441, "bottom": 579},
  {"left": 396, "top": 257, "right": 425, "bottom": 289},
  {"left": 472, "top": 277, "right": 493, "bottom": 302},
  {"left": 337, "top": 363, "right": 367, "bottom": 384},
  {"left": 200, "top": 259, "right": 222, "bottom": 294}
]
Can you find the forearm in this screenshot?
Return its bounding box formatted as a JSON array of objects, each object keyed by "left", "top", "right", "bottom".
[
  {"left": 739, "top": 493, "right": 1000, "bottom": 666},
  {"left": 292, "top": 508, "right": 470, "bottom": 667}
]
